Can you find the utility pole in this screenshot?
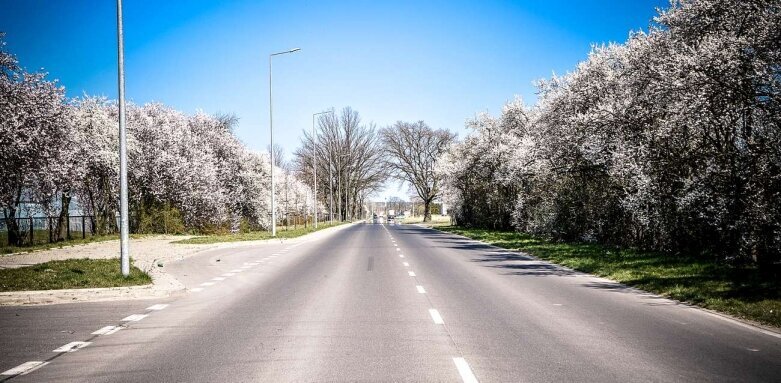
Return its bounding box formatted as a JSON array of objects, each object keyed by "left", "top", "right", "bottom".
[
  {"left": 268, "top": 47, "right": 300, "bottom": 237},
  {"left": 312, "top": 110, "right": 332, "bottom": 229},
  {"left": 116, "top": 0, "right": 129, "bottom": 277}
]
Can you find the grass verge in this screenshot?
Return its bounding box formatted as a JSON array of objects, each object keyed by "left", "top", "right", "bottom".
[
  {"left": 402, "top": 214, "right": 452, "bottom": 226},
  {"left": 437, "top": 226, "right": 780, "bottom": 329},
  {"left": 173, "top": 221, "right": 348, "bottom": 245},
  {"left": 1, "top": 233, "right": 155, "bottom": 255},
  {"left": 0, "top": 258, "right": 152, "bottom": 292}
]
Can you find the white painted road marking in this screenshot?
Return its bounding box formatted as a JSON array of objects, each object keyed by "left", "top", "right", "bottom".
[
  {"left": 121, "top": 314, "right": 148, "bottom": 322},
  {"left": 146, "top": 304, "right": 169, "bottom": 311},
  {"left": 230, "top": 269, "right": 243, "bottom": 273},
  {"left": 429, "top": 309, "right": 445, "bottom": 324},
  {"left": 92, "top": 325, "right": 122, "bottom": 335},
  {"left": 200, "top": 282, "right": 215, "bottom": 286},
  {"left": 53, "top": 341, "right": 91, "bottom": 353},
  {"left": 399, "top": 254, "right": 404, "bottom": 258},
  {"left": 1, "top": 361, "right": 49, "bottom": 376},
  {"left": 416, "top": 285, "right": 426, "bottom": 294},
  {"left": 408, "top": 271, "right": 416, "bottom": 277},
  {"left": 396, "top": 248, "right": 401, "bottom": 252},
  {"left": 403, "top": 262, "right": 409, "bottom": 267},
  {"left": 191, "top": 287, "right": 204, "bottom": 292},
  {"left": 222, "top": 273, "right": 235, "bottom": 277},
  {"left": 453, "top": 357, "right": 479, "bottom": 383},
  {"left": 212, "top": 277, "right": 226, "bottom": 281}
]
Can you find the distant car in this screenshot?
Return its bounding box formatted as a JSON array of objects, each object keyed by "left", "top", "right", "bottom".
[{"left": 387, "top": 215, "right": 395, "bottom": 223}]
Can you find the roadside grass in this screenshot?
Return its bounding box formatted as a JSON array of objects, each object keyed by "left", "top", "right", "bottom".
[
  {"left": 402, "top": 214, "right": 452, "bottom": 226},
  {"left": 173, "top": 221, "right": 348, "bottom": 245},
  {"left": 0, "top": 258, "right": 151, "bottom": 292},
  {"left": 437, "top": 226, "right": 781, "bottom": 328},
  {"left": 1, "top": 233, "right": 154, "bottom": 255}
]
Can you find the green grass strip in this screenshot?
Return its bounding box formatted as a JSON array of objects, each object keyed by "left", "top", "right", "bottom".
[
  {"left": 0, "top": 258, "right": 151, "bottom": 292},
  {"left": 437, "top": 226, "right": 780, "bottom": 329},
  {"left": 173, "top": 221, "right": 348, "bottom": 245}
]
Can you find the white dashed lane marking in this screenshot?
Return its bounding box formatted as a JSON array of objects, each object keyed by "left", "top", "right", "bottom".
[
  {"left": 92, "top": 325, "right": 122, "bottom": 335},
  {"left": 121, "top": 314, "right": 148, "bottom": 322},
  {"left": 429, "top": 309, "right": 445, "bottom": 324},
  {"left": 146, "top": 304, "right": 169, "bottom": 311},
  {"left": 190, "top": 287, "right": 204, "bottom": 292},
  {"left": 212, "top": 277, "right": 226, "bottom": 281},
  {"left": 200, "top": 282, "right": 215, "bottom": 286},
  {"left": 408, "top": 271, "right": 416, "bottom": 277},
  {"left": 53, "top": 341, "right": 91, "bottom": 353},
  {"left": 403, "top": 262, "right": 409, "bottom": 267},
  {"left": 1, "top": 361, "right": 49, "bottom": 376},
  {"left": 453, "top": 357, "right": 479, "bottom": 383},
  {"left": 222, "top": 273, "right": 235, "bottom": 277},
  {"left": 399, "top": 254, "right": 404, "bottom": 258},
  {"left": 416, "top": 285, "right": 426, "bottom": 294}
]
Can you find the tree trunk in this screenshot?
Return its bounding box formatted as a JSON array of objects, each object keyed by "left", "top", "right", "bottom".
[
  {"left": 56, "top": 191, "right": 72, "bottom": 241},
  {"left": 3, "top": 207, "right": 20, "bottom": 246},
  {"left": 3, "top": 187, "right": 23, "bottom": 246},
  {"left": 423, "top": 199, "right": 432, "bottom": 222}
]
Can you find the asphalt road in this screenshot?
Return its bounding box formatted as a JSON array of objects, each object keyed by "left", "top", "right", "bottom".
[{"left": 1, "top": 223, "right": 779, "bottom": 382}]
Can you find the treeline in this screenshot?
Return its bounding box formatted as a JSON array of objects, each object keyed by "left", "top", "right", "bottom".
[
  {"left": 437, "top": 0, "right": 781, "bottom": 268},
  {"left": 1, "top": 34, "right": 309, "bottom": 244}
]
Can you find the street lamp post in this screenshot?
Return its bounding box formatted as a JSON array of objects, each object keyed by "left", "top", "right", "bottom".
[
  {"left": 116, "top": 0, "right": 130, "bottom": 277},
  {"left": 269, "top": 47, "right": 300, "bottom": 237},
  {"left": 312, "top": 110, "right": 333, "bottom": 229}
]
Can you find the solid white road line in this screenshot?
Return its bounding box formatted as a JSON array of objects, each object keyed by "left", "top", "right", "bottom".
[
  {"left": 121, "top": 314, "right": 148, "bottom": 322},
  {"left": 429, "top": 309, "right": 445, "bottom": 324},
  {"left": 53, "top": 341, "right": 91, "bottom": 353},
  {"left": 190, "top": 287, "right": 204, "bottom": 292},
  {"left": 212, "top": 277, "right": 226, "bottom": 281},
  {"left": 403, "top": 262, "right": 409, "bottom": 267},
  {"left": 453, "top": 357, "right": 479, "bottom": 383},
  {"left": 1, "top": 361, "right": 49, "bottom": 376},
  {"left": 92, "top": 325, "right": 122, "bottom": 335},
  {"left": 408, "top": 271, "right": 416, "bottom": 277},
  {"left": 416, "top": 285, "right": 426, "bottom": 294},
  {"left": 146, "top": 304, "right": 169, "bottom": 311},
  {"left": 200, "top": 282, "right": 215, "bottom": 286}
]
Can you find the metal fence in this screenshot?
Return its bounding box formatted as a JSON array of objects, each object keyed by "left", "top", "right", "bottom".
[{"left": 0, "top": 215, "right": 104, "bottom": 247}]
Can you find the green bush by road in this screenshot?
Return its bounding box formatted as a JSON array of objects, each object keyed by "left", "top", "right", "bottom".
[
  {"left": 437, "top": 226, "right": 781, "bottom": 329},
  {"left": 0, "top": 258, "right": 151, "bottom": 291}
]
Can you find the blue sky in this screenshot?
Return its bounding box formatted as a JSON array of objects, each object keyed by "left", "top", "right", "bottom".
[{"left": 1, "top": 0, "right": 667, "bottom": 199}]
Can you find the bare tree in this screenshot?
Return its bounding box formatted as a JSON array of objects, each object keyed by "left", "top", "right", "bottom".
[
  {"left": 380, "top": 121, "right": 455, "bottom": 222},
  {"left": 294, "top": 107, "right": 387, "bottom": 221}
]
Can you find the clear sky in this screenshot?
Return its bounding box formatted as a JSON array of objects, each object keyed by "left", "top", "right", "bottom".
[{"left": 1, "top": 0, "right": 667, "bottom": 200}]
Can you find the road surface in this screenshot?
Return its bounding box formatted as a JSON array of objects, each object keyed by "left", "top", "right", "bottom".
[{"left": 1, "top": 223, "right": 779, "bottom": 382}]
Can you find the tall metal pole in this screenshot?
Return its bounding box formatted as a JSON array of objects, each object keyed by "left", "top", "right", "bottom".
[
  {"left": 312, "top": 113, "right": 317, "bottom": 229},
  {"left": 116, "top": 0, "right": 130, "bottom": 277},
  {"left": 329, "top": 149, "right": 334, "bottom": 224},
  {"left": 312, "top": 110, "right": 333, "bottom": 229},
  {"left": 269, "top": 55, "right": 275, "bottom": 237},
  {"left": 268, "top": 48, "right": 300, "bottom": 237}
]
